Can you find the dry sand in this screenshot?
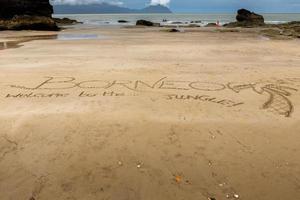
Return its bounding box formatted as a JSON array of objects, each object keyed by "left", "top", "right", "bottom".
[{"left": 0, "top": 27, "right": 300, "bottom": 200}]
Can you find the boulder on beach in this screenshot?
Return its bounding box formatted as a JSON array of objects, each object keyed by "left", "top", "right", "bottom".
[
  {"left": 0, "top": 0, "right": 59, "bottom": 31},
  {"left": 224, "top": 8, "right": 265, "bottom": 27},
  {"left": 136, "top": 20, "right": 160, "bottom": 27},
  {"left": 236, "top": 9, "right": 264, "bottom": 24},
  {"left": 136, "top": 20, "right": 154, "bottom": 26},
  {"left": 168, "top": 28, "right": 180, "bottom": 32},
  {"left": 118, "top": 20, "right": 129, "bottom": 23}
]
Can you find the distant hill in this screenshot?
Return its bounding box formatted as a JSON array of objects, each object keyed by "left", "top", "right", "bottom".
[
  {"left": 53, "top": 3, "right": 172, "bottom": 14},
  {"left": 141, "top": 5, "right": 172, "bottom": 13}
]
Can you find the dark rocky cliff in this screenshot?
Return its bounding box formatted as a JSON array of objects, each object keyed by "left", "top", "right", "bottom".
[
  {"left": 0, "top": 0, "right": 53, "bottom": 19},
  {"left": 0, "top": 0, "right": 58, "bottom": 30}
]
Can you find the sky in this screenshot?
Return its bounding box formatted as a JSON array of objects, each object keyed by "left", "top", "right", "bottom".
[{"left": 51, "top": 0, "right": 300, "bottom": 13}]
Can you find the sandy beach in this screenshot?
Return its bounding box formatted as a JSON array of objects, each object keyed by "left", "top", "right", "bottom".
[{"left": 0, "top": 26, "right": 300, "bottom": 200}]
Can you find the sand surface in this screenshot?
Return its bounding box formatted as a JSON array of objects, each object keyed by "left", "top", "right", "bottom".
[{"left": 0, "top": 27, "right": 300, "bottom": 200}]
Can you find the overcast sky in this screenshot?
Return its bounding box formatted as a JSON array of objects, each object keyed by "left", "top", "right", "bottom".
[{"left": 51, "top": 0, "right": 300, "bottom": 13}]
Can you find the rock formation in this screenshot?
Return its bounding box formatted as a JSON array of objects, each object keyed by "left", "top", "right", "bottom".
[
  {"left": 224, "top": 9, "right": 265, "bottom": 27},
  {"left": 0, "top": 0, "right": 58, "bottom": 30},
  {"left": 236, "top": 9, "right": 264, "bottom": 25},
  {"left": 224, "top": 9, "right": 300, "bottom": 39}
]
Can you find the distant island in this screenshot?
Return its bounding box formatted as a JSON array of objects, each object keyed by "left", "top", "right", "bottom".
[{"left": 53, "top": 3, "right": 172, "bottom": 14}]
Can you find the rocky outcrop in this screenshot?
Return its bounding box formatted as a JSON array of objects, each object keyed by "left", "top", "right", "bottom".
[
  {"left": 276, "top": 21, "right": 300, "bottom": 37},
  {"left": 261, "top": 21, "right": 300, "bottom": 39},
  {"left": 0, "top": 0, "right": 58, "bottom": 31},
  {"left": 224, "top": 9, "right": 265, "bottom": 27},
  {"left": 53, "top": 18, "right": 81, "bottom": 26},
  {"left": 0, "top": 15, "right": 58, "bottom": 30}
]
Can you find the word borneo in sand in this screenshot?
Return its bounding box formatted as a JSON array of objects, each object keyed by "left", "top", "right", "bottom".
[
  {"left": 6, "top": 76, "right": 300, "bottom": 117},
  {"left": 9, "top": 76, "right": 226, "bottom": 91}
]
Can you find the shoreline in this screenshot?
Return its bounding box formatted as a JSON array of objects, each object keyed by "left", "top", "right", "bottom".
[{"left": 0, "top": 25, "right": 298, "bottom": 52}]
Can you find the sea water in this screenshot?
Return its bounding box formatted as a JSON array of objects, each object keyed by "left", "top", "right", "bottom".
[{"left": 53, "top": 13, "right": 300, "bottom": 27}]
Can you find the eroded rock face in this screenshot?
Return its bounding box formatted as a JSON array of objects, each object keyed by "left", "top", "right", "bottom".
[
  {"left": 0, "top": 0, "right": 53, "bottom": 19},
  {"left": 0, "top": 0, "right": 58, "bottom": 30}
]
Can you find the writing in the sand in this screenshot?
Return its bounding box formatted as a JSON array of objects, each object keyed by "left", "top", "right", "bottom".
[
  {"left": 4, "top": 76, "right": 300, "bottom": 117},
  {"left": 9, "top": 76, "right": 226, "bottom": 92},
  {"left": 4, "top": 91, "right": 242, "bottom": 109},
  {"left": 5, "top": 91, "right": 126, "bottom": 98},
  {"left": 6, "top": 93, "right": 70, "bottom": 98},
  {"left": 78, "top": 91, "right": 125, "bottom": 97},
  {"left": 166, "top": 94, "right": 244, "bottom": 107}
]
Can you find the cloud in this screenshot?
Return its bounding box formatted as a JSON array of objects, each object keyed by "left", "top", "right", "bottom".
[
  {"left": 51, "top": 0, "right": 124, "bottom": 6},
  {"left": 150, "top": 0, "right": 171, "bottom": 6}
]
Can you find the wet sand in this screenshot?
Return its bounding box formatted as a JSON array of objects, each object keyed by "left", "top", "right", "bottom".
[{"left": 0, "top": 27, "right": 300, "bottom": 200}]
